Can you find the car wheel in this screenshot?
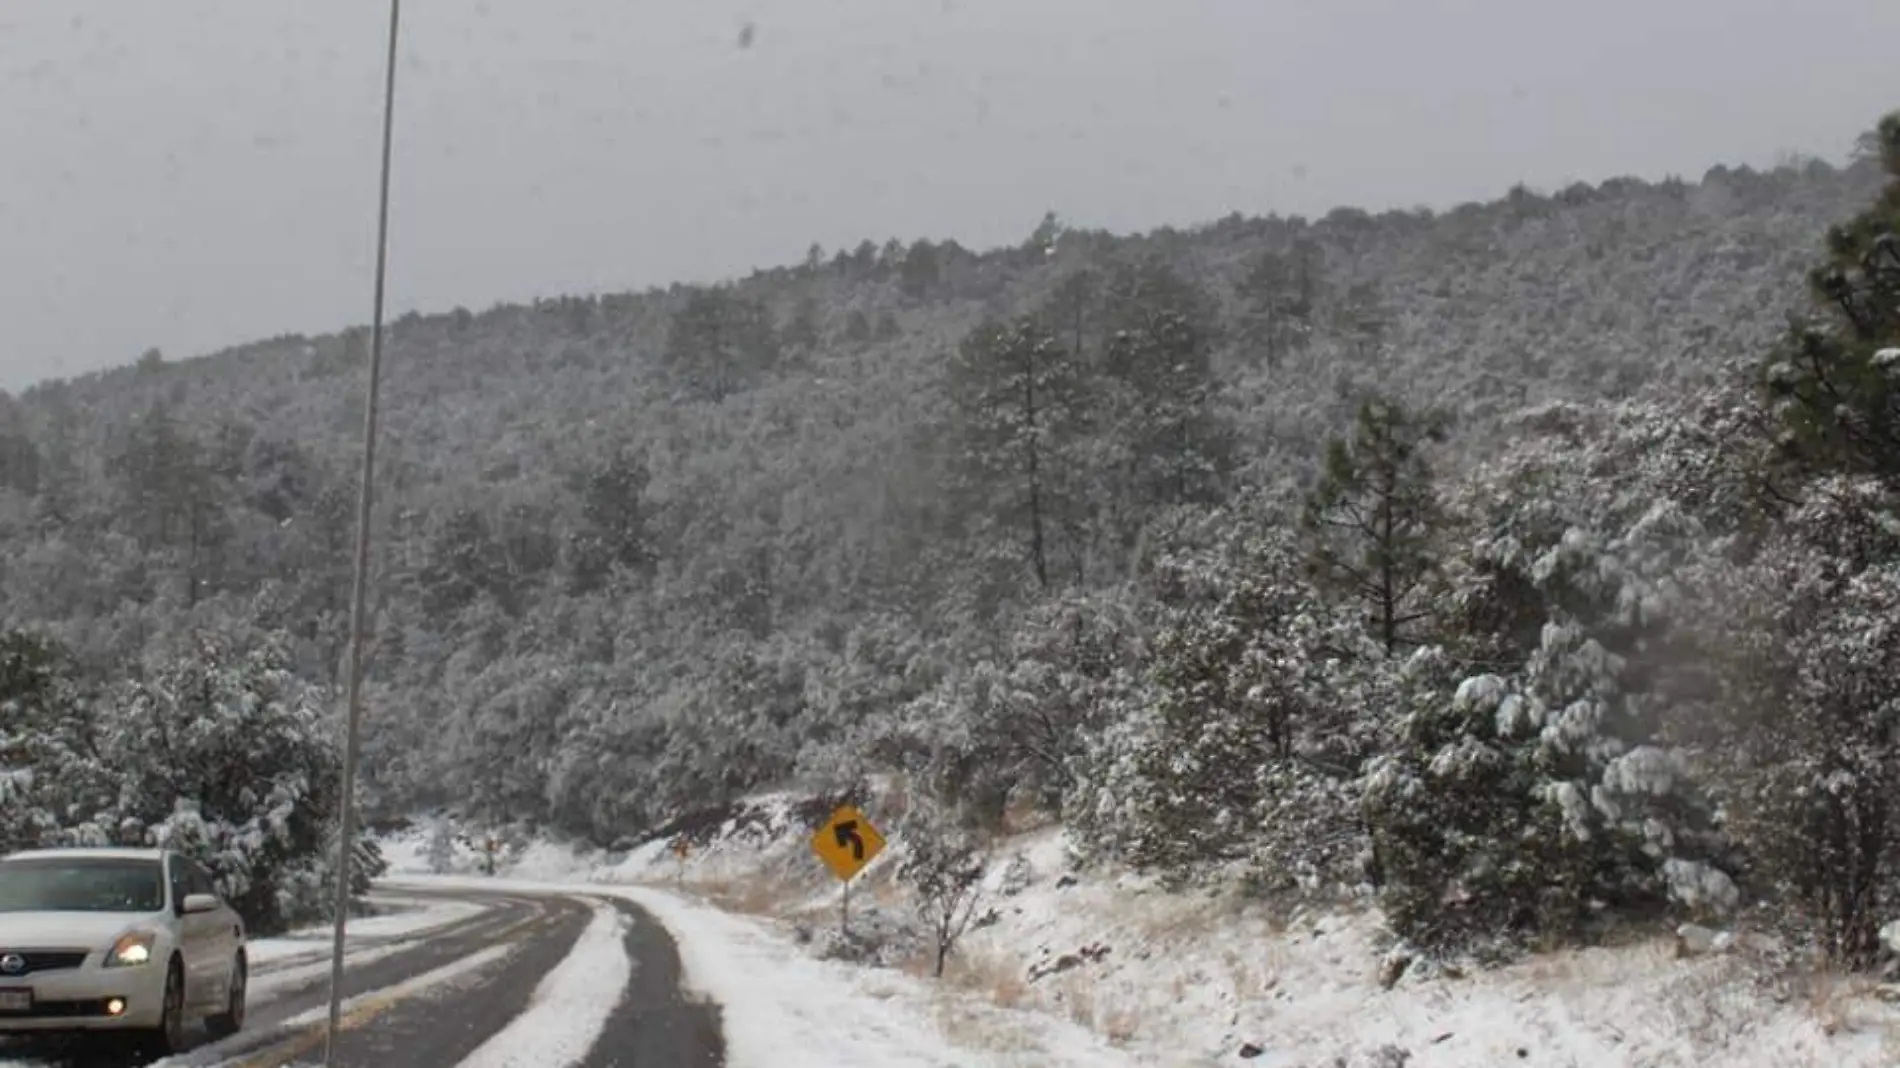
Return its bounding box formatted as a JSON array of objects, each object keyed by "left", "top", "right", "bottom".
[
  {"left": 206, "top": 953, "right": 246, "bottom": 1039},
  {"left": 146, "top": 957, "right": 189, "bottom": 1056}
]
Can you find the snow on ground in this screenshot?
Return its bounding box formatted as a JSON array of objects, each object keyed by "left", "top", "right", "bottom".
[
  {"left": 247, "top": 937, "right": 428, "bottom": 1001},
  {"left": 380, "top": 818, "right": 503, "bottom": 876},
  {"left": 379, "top": 815, "right": 595, "bottom": 879},
  {"left": 946, "top": 829, "right": 1900, "bottom": 1067},
  {"left": 395, "top": 807, "right": 1900, "bottom": 1068},
  {"left": 616, "top": 881, "right": 1143, "bottom": 1068},
  {"left": 501, "top": 839, "right": 608, "bottom": 883},
  {"left": 378, "top": 824, "right": 437, "bottom": 874},
  {"left": 247, "top": 891, "right": 486, "bottom": 965},
  {"left": 607, "top": 791, "right": 833, "bottom": 885},
  {"left": 242, "top": 893, "right": 496, "bottom": 1006},
  {"left": 385, "top": 873, "right": 1148, "bottom": 1068},
  {"left": 454, "top": 901, "right": 631, "bottom": 1068}
]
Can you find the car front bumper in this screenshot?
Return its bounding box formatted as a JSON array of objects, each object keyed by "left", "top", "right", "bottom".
[{"left": 0, "top": 964, "right": 169, "bottom": 1032}]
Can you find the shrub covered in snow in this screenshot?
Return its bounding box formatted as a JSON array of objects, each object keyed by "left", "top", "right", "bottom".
[
  {"left": 841, "top": 590, "right": 1148, "bottom": 831},
  {"left": 99, "top": 634, "right": 347, "bottom": 933},
  {"left": 1691, "top": 479, "right": 1900, "bottom": 967},
  {"left": 896, "top": 801, "right": 990, "bottom": 978},
  {"left": 0, "top": 631, "right": 107, "bottom": 854},
  {"left": 1069, "top": 529, "right": 1375, "bottom": 888},
  {"left": 1, "top": 629, "right": 357, "bottom": 934}
]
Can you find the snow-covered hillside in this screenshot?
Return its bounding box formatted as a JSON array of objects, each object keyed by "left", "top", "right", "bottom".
[
  {"left": 383, "top": 805, "right": 1900, "bottom": 1067},
  {"left": 13, "top": 129, "right": 1900, "bottom": 1032}
]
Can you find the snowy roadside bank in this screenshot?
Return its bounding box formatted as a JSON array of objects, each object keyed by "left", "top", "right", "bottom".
[{"left": 383, "top": 809, "right": 1900, "bottom": 1068}]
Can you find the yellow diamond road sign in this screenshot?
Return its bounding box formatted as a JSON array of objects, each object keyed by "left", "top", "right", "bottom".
[{"left": 812, "top": 804, "right": 885, "bottom": 883}]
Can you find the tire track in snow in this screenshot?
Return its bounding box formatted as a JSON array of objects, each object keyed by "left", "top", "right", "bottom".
[
  {"left": 575, "top": 896, "right": 724, "bottom": 1068},
  {"left": 451, "top": 901, "right": 633, "bottom": 1068},
  {"left": 252, "top": 893, "right": 591, "bottom": 1068}
]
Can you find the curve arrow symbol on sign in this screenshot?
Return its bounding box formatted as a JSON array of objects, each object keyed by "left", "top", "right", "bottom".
[{"left": 834, "top": 820, "right": 866, "bottom": 861}]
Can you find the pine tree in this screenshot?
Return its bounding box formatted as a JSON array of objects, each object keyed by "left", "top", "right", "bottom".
[
  {"left": 1302, "top": 396, "right": 1446, "bottom": 653},
  {"left": 0, "top": 409, "right": 41, "bottom": 497},
  {"left": 899, "top": 240, "right": 941, "bottom": 299},
  {"left": 1701, "top": 479, "right": 1900, "bottom": 968},
  {"left": 1336, "top": 280, "right": 1388, "bottom": 362},
  {"left": 1763, "top": 111, "right": 1900, "bottom": 483},
  {"left": 1098, "top": 258, "right": 1233, "bottom": 518},
  {"left": 1040, "top": 270, "right": 1099, "bottom": 369},
  {"left": 945, "top": 315, "right": 1094, "bottom": 591},
  {"left": 1018, "top": 211, "right": 1063, "bottom": 265},
  {"left": 1238, "top": 241, "right": 1323, "bottom": 367},
  {"left": 106, "top": 406, "right": 231, "bottom": 604},
  {"left": 664, "top": 286, "right": 780, "bottom": 401},
  {"left": 568, "top": 448, "right": 654, "bottom": 593},
  {"left": 420, "top": 509, "right": 515, "bottom": 618},
  {"left": 781, "top": 297, "right": 821, "bottom": 355},
  {"left": 1365, "top": 403, "right": 1741, "bottom": 954}
]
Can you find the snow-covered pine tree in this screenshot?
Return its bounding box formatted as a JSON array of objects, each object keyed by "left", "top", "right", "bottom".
[
  {"left": 1360, "top": 654, "right": 1543, "bottom": 955},
  {"left": 1301, "top": 393, "right": 1448, "bottom": 654},
  {"left": 943, "top": 312, "right": 1095, "bottom": 593},
  {"left": 1762, "top": 112, "right": 1900, "bottom": 485},
  {"left": 1365, "top": 399, "right": 1740, "bottom": 953},
  {"left": 1720, "top": 109, "right": 1900, "bottom": 968},
  {"left": 1695, "top": 478, "right": 1900, "bottom": 967}
]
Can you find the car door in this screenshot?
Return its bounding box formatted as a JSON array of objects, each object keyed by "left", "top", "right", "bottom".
[
  {"left": 186, "top": 860, "right": 239, "bottom": 1007},
  {"left": 168, "top": 855, "right": 220, "bottom": 1006}
]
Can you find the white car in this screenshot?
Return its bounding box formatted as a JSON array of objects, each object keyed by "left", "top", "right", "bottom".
[{"left": 0, "top": 847, "right": 247, "bottom": 1054}]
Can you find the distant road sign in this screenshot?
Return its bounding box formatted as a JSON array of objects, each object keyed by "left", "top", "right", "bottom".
[
  {"left": 811, "top": 804, "right": 886, "bottom": 883},
  {"left": 672, "top": 836, "right": 690, "bottom": 859}
]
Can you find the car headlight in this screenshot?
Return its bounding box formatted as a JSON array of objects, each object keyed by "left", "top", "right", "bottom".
[{"left": 105, "top": 931, "right": 158, "bottom": 968}]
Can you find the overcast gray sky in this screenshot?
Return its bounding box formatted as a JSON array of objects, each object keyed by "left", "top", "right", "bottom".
[{"left": 2, "top": 0, "right": 1895, "bottom": 390}]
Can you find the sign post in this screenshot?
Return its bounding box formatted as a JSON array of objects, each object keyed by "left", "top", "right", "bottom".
[{"left": 810, "top": 804, "right": 886, "bottom": 939}]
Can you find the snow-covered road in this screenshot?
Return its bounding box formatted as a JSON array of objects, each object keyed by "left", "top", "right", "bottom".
[
  {"left": 0, "top": 885, "right": 715, "bottom": 1068},
  {"left": 386, "top": 874, "right": 1151, "bottom": 1068},
  {"left": 4, "top": 875, "right": 1138, "bottom": 1068}
]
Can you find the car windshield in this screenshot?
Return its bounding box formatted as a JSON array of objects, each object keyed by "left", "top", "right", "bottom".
[{"left": 0, "top": 857, "right": 166, "bottom": 914}]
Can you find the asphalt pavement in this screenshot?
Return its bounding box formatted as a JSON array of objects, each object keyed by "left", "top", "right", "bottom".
[{"left": 0, "top": 887, "right": 726, "bottom": 1068}]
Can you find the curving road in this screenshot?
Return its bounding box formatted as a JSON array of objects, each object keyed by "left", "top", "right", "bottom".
[{"left": 0, "top": 888, "right": 725, "bottom": 1068}]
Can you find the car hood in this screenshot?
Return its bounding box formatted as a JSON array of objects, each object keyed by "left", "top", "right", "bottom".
[{"left": 0, "top": 911, "right": 163, "bottom": 952}]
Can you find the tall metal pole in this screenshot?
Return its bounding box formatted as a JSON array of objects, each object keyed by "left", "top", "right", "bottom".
[{"left": 324, "top": 1, "right": 402, "bottom": 1063}]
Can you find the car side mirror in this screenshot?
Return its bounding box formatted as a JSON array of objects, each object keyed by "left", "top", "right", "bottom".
[{"left": 181, "top": 893, "right": 221, "bottom": 915}]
